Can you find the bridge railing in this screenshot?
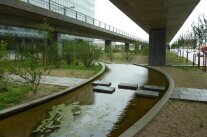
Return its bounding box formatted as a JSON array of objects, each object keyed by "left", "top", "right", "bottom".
[{"left": 20, "top": 0, "right": 139, "bottom": 40}]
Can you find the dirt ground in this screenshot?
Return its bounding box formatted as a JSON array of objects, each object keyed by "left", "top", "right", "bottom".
[
  {"left": 131, "top": 54, "right": 207, "bottom": 137},
  {"left": 137, "top": 100, "right": 207, "bottom": 137}
]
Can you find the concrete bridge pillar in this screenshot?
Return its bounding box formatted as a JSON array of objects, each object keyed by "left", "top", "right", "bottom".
[
  {"left": 148, "top": 29, "right": 166, "bottom": 65},
  {"left": 125, "top": 43, "right": 129, "bottom": 52},
  {"left": 105, "top": 40, "right": 112, "bottom": 52}
]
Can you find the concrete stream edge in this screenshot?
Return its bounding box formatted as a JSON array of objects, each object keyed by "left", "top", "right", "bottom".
[
  {"left": 0, "top": 62, "right": 106, "bottom": 119},
  {"left": 119, "top": 64, "right": 175, "bottom": 137}
]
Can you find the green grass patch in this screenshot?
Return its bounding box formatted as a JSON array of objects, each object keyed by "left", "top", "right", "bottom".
[
  {"left": 138, "top": 47, "right": 149, "bottom": 56},
  {"left": 167, "top": 52, "right": 192, "bottom": 65},
  {"left": 0, "top": 84, "right": 30, "bottom": 110},
  {"left": 174, "top": 66, "right": 200, "bottom": 71}
]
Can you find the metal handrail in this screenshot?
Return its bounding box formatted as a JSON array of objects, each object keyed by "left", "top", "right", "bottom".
[{"left": 20, "top": 0, "right": 138, "bottom": 40}]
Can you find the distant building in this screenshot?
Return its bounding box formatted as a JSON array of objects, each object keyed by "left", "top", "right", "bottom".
[{"left": 53, "top": 0, "right": 94, "bottom": 17}]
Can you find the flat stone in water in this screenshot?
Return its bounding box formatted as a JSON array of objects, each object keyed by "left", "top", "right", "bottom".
[
  {"left": 179, "top": 94, "right": 197, "bottom": 101},
  {"left": 92, "top": 81, "right": 111, "bottom": 86},
  {"left": 197, "top": 96, "right": 207, "bottom": 102},
  {"left": 93, "top": 86, "right": 115, "bottom": 94},
  {"left": 170, "top": 93, "right": 180, "bottom": 100},
  {"left": 135, "top": 90, "right": 159, "bottom": 98},
  {"left": 118, "top": 83, "right": 138, "bottom": 90},
  {"left": 143, "top": 85, "right": 165, "bottom": 92}
]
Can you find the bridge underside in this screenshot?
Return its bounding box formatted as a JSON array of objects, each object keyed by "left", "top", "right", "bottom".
[{"left": 110, "top": 0, "right": 200, "bottom": 65}]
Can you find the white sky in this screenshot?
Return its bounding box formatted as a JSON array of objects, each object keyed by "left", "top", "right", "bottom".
[{"left": 95, "top": 0, "right": 207, "bottom": 43}]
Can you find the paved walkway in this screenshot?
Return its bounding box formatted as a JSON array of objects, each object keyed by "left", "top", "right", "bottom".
[
  {"left": 40, "top": 76, "right": 86, "bottom": 87},
  {"left": 9, "top": 74, "right": 86, "bottom": 87},
  {"left": 170, "top": 87, "right": 207, "bottom": 102}
]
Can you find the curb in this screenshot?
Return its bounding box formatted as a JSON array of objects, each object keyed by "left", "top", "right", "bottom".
[
  {"left": 119, "top": 64, "right": 175, "bottom": 137},
  {"left": 0, "top": 63, "right": 106, "bottom": 119}
]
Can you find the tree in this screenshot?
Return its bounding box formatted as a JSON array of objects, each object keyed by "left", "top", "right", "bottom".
[
  {"left": 78, "top": 41, "right": 102, "bottom": 67},
  {"left": 36, "top": 19, "right": 60, "bottom": 67},
  {"left": 0, "top": 40, "right": 8, "bottom": 92},
  {"left": 63, "top": 41, "right": 76, "bottom": 65},
  {"left": 191, "top": 15, "right": 207, "bottom": 67},
  {"left": 11, "top": 46, "right": 50, "bottom": 94}
]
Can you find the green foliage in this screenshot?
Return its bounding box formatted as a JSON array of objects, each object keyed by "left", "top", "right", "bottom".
[
  {"left": 167, "top": 52, "right": 193, "bottom": 65},
  {"left": 78, "top": 41, "right": 102, "bottom": 67},
  {"left": 0, "top": 40, "right": 8, "bottom": 92},
  {"left": 36, "top": 19, "right": 60, "bottom": 67},
  {"left": 138, "top": 46, "right": 149, "bottom": 56},
  {"left": 36, "top": 19, "right": 54, "bottom": 42},
  {"left": 133, "top": 41, "right": 149, "bottom": 56},
  {"left": 106, "top": 47, "right": 114, "bottom": 61},
  {"left": 123, "top": 51, "right": 133, "bottom": 61},
  {"left": 0, "top": 40, "right": 7, "bottom": 60},
  {"left": 134, "top": 44, "right": 139, "bottom": 55},
  {"left": 0, "top": 84, "right": 30, "bottom": 110},
  {"left": 11, "top": 46, "right": 50, "bottom": 94},
  {"left": 172, "top": 14, "right": 207, "bottom": 50},
  {"left": 63, "top": 40, "right": 102, "bottom": 68},
  {"left": 63, "top": 41, "right": 76, "bottom": 65}
]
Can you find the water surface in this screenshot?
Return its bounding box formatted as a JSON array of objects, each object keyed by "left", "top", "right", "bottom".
[{"left": 0, "top": 64, "right": 168, "bottom": 137}]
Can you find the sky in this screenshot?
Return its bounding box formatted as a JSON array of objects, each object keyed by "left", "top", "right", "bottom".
[{"left": 95, "top": 0, "right": 207, "bottom": 43}]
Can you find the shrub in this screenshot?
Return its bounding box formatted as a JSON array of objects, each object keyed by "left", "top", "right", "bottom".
[
  {"left": 64, "top": 40, "right": 102, "bottom": 68},
  {"left": 11, "top": 47, "right": 50, "bottom": 94},
  {"left": 77, "top": 41, "right": 102, "bottom": 67}
]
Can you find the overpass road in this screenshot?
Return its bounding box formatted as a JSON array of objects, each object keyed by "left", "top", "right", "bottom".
[{"left": 0, "top": 0, "right": 140, "bottom": 44}]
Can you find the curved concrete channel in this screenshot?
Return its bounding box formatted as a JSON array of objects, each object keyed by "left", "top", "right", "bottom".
[
  {"left": 119, "top": 65, "right": 174, "bottom": 137},
  {"left": 0, "top": 63, "right": 174, "bottom": 137},
  {"left": 0, "top": 63, "right": 106, "bottom": 119}
]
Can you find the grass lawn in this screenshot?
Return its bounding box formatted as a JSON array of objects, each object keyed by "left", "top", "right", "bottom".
[
  {"left": 0, "top": 84, "right": 30, "bottom": 110},
  {"left": 166, "top": 51, "right": 193, "bottom": 65},
  {"left": 0, "top": 83, "right": 66, "bottom": 111}
]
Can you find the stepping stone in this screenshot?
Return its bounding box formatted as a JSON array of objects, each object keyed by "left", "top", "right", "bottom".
[
  {"left": 170, "top": 93, "right": 180, "bottom": 100},
  {"left": 179, "top": 94, "right": 197, "bottom": 101},
  {"left": 118, "top": 83, "right": 138, "bottom": 90},
  {"left": 197, "top": 96, "right": 207, "bottom": 102},
  {"left": 135, "top": 90, "right": 159, "bottom": 98},
  {"left": 92, "top": 81, "right": 111, "bottom": 86},
  {"left": 143, "top": 85, "right": 165, "bottom": 92},
  {"left": 93, "top": 86, "right": 115, "bottom": 94}
]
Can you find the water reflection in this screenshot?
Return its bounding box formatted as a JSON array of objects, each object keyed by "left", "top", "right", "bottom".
[{"left": 0, "top": 64, "right": 167, "bottom": 137}]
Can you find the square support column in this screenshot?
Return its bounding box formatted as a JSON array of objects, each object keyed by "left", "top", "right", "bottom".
[
  {"left": 149, "top": 29, "right": 166, "bottom": 65},
  {"left": 125, "top": 43, "right": 129, "bottom": 52},
  {"left": 105, "top": 40, "right": 112, "bottom": 52}
]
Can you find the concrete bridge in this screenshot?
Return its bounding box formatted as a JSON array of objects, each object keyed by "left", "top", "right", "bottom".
[
  {"left": 0, "top": 0, "right": 140, "bottom": 50},
  {"left": 110, "top": 0, "right": 200, "bottom": 65}
]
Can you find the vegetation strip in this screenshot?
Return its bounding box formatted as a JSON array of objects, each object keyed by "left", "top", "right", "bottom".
[
  {"left": 119, "top": 64, "right": 174, "bottom": 137},
  {"left": 0, "top": 62, "right": 105, "bottom": 119}
]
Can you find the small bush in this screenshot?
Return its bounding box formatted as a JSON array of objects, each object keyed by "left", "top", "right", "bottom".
[
  {"left": 63, "top": 41, "right": 102, "bottom": 68},
  {"left": 138, "top": 46, "right": 149, "bottom": 56}
]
